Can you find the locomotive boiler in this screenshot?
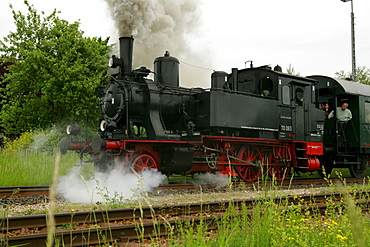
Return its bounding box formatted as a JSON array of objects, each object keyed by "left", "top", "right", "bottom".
[{"left": 61, "top": 36, "right": 364, "bottom": 182}]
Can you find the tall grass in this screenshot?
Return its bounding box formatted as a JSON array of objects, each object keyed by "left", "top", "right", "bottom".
[
  {"left": 169, "top": 193, "right": 370, "bottom": 246},
  {"left": 0, "top": 150, "right": 78, "bottom": 186}
]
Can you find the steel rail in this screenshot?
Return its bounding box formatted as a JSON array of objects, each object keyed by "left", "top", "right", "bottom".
[{"left": 0, "top": 178, "right": 367, "bottom": 197}]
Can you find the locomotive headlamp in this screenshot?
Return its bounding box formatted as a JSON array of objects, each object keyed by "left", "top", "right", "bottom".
[
  {"left": 66, "top": 124, "right": 81, "bottom": 136},
  {"left": 109, "top": 55, "right": 123, "bottom": 68},
  {"left": 100, "top": 120, "right": 107, "bottom": 131},
  {"left": 100, "top": 120, "right": 117, "bottom": 131}
]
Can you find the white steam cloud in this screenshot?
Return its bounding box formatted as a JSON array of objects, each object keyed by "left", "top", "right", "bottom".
[
  {"left": 105, "top": 0, "right": 213, "bottom": 87},
  {"left": 57, "top": 166, "right": 167, "bottom": 204},
  {"left": 194, "top": 172, "right": 230, "bottom": 189}
]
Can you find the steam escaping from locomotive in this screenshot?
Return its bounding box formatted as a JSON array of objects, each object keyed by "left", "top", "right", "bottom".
[
  {"left": 104, "top": 0, "right": 212, "bottom": 87},
  {"left": 57, "top": 165, "right": 167, "bottom": 204},
  {"left": 194, "top": 172, "right": 230, "bottom": 189}
]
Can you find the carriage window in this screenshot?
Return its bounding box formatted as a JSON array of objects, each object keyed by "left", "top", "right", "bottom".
[
  {"left": 365, "top": 102, "right": 370, "bottom": 123},
  {"left": 282, "top": 85, "right": 290, "bottom": 105}
]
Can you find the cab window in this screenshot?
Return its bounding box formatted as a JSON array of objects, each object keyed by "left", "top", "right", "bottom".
[{"left": 282, "top": 85, "right": 290, "bottom": 105}]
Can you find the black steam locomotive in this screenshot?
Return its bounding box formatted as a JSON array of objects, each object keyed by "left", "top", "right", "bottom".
[{"left": 60, "top": 36, "right": 369, "bottom": 181}]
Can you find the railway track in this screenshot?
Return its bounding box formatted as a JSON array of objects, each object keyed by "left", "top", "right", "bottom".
[
  {"left": 0, "top": 186, "right": 49, "bottom": 198},
  {"left": 0, "top": 177, "right": 366, "bottom": 198},
  {"left": 1, "top": 191, "right": 370, "bottom": 246}
]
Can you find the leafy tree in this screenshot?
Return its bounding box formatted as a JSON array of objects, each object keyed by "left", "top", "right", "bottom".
[
  {"left": 335, "top": 66, "right": 370, "bottom": 85},
  {"left": 0, "top": 1, "right": 109, "bottom": 135},
  {"left": 286, "top": 63, "right": 300, "bottom": 76}
]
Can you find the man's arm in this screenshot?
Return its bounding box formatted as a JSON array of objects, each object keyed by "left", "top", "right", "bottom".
[{"left": 328, "top": 110, "right": 334, "bottom": 119}]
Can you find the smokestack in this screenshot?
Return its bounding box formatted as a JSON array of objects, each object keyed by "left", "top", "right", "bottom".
[{"left": 119, "top": 37, "right": 134, "bottom": 75}]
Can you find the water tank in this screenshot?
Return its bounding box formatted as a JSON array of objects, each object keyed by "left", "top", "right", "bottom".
[{"left": 154, "top": 51, "right": 179, "bottom": 87}]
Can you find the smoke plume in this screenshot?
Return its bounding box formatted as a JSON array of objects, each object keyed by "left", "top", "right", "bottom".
[
  {"left": 104, "top": 0, "right": 213, "bottom": 87},
  {"left": 57, "top": 166, "right": 167, "bottom": 204}
]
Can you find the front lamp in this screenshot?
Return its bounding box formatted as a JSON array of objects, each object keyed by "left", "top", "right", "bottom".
[{"left": 66, "top": 124, "right": 81, "bottom": 136}]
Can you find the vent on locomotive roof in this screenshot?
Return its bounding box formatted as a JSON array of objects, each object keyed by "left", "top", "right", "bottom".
[
  {"left": 274, "top": 64, "right": 282, "bottom": 72},
  {"left": 154, "top": 51, "right": 180, "bottom": 87}
]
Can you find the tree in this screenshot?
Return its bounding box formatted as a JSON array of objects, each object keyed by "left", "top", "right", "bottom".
[
  {"left": 335, "top": 66, "right": 370, "bottom": 85},
  {"left": 0, "top": 1, "right": 109, "bottom": 135},
  {"left": 286, "top": 64, "right": 300, "bottom": 76}
]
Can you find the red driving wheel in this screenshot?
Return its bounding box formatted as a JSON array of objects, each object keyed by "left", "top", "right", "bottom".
[{"left": 235, "top": 146, "right": 263, "bottom": 182}]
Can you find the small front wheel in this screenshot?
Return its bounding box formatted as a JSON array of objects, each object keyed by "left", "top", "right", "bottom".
[{"left": 130, "top": 153, "right": 158, "bottom": 172}]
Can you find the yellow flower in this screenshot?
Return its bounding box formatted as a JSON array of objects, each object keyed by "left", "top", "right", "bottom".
[
  {"left": 331, "top": 220, "right": 338, "bottom": 225},
  {"left": 336, "top": 234, "right": 348, "bottom": 241},
  {"left": 71, "top": 209, "right": 75, "bottom": 212}
]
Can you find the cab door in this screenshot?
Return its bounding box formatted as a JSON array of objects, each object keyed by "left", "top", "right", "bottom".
[
  {"left": 293, "top": 84, "right": 307, "bottom": 141},
  {"left": 279, "top": 84, "right": 293, "bottom": 140}
]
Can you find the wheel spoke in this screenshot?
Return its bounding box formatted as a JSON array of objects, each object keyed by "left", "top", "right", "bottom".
[
  {"left": 267, "top": 148, "right": 291, "bottom": 181},
  {"left": 131, "top": 153, "right": 157, "bottom": 172},
  {"left": 268, "top": 166, "right": 290, "bottom": 181},
  {"left": 236, "top": 146, "right": 262, "bottom": 182}
]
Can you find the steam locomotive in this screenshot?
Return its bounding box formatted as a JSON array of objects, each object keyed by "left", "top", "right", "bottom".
[{"left": 60, "top": 36, "right": 369, "bottom": 181}]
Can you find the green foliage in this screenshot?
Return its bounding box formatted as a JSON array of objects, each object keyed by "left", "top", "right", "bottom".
[
  {"left": 2, "top": 131, "right": 33, "bottom": 152},
  {"left": 170, "top": 196, "right": 370, "bottom": 246},
  {"left": 286, "top": 63, "right": 300, "bottom": 76},
  {"left": 0, "top": 1, "right": 110, "bottom": 135},
  {"left": 335, "top": 66, "right": 370, "bottom": 85},
  {"left": 2, "top": 126, "right": 63, "bottom": 153},
  {"left": 1, "top": 124, "right": 98, "bottom": 154}
]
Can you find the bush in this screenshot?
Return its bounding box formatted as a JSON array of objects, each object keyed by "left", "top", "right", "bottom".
[
  {"left": 3, "top": 132, "right": 33, "bottom": 152},
  {"left": 2, "top": 126, "right": 64, "bottom": 153}
]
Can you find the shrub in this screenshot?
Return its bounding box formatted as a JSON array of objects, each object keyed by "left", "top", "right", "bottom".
[{"left": 2, "top": 126, "right": 64, "bottom": 154}]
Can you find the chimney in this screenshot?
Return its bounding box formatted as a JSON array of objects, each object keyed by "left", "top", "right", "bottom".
[{"left": 119, "top": 36, "right": 134, "bottom": 75}]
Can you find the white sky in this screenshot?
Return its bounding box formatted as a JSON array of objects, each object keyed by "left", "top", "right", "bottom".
[{"left": 1, "top": 0, "right": 369, "bottom": 87}]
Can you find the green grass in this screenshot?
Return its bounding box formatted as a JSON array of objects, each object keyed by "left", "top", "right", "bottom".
[
  {"left": 166, "top": 193, "right": 369, "bottom": 247},
  {"left": 0, "top": 150, "right": 78, "bottom": 186}
]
